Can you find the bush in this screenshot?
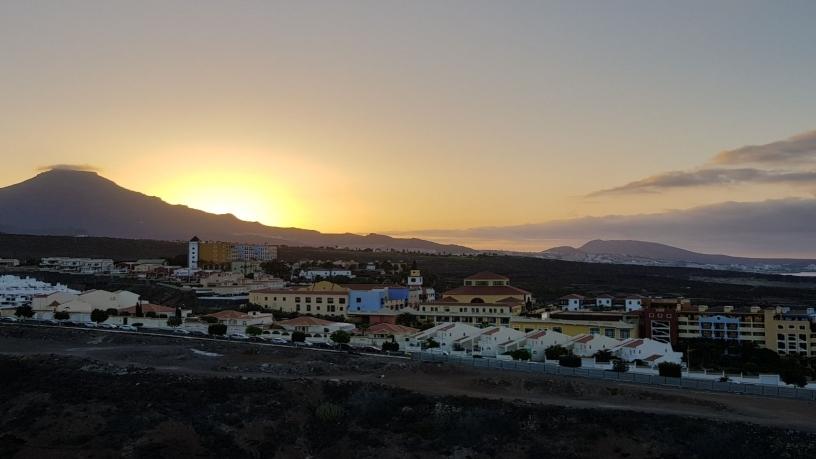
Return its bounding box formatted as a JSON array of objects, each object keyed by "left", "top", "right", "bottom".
[
  {"left": 53, "top": 311, "right": 70, "bottom": 321},
  {"left": 594, "top": 349, "right": 613, "bottom": 363},
  {"left": 612, "top": 359, "right": 629, "bottom": 373},
  {"left": 315, "top": 402, "right": 345, "bottom": 423},
  {"left": 780, "top": 358, "right": 808, "bottom": 387},
  {"left": 166, "top": 317, "right": 182, "bottom": 327},
  {"left": 208, "top": 323, "right": 227, "bottom": 336},
  {"left": 559, "top": 354, "right": 581, "bottom": 368},
  {"left": 382, "top": 341, "right": 400, "bottom": 352},
  {"left": 424, "top": 338, "right": 440, "bottom": 349},
  {"left": 90, "top": 309, "right": 109, "bottom": 324},
  {"left": 544, "top": 345, "right": 569, "bottom": 361},
  {"left": 14, "top": 305, "right": 34, "bottom": 318},
  {"left": 245, "top": 325, "right": 262, "bottom": 336},
  {"left": 330, "top": 330, "right": 351, "bottom": 344},
  {"left": 658, "top": 362, "right": 682, "bottom": 378},
  {"left": 291, "top": 331, "right": 306, "bottom": 342},
  {"left": 509, "top": 349, "right": 532, "bottom": 361},
  {"left": 201, "top": 316, "right": 218, "bottom": 324}
]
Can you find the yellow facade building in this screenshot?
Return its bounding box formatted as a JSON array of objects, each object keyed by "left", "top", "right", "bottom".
[
  {"left": 249, "top": 281, "right": 349, "bottom": 316},
  {"left": 510, "top": 311, "right": 639, "bottom": 341},
  {"left": 764, "top": 307, "right": 816, "bottom": 357}
]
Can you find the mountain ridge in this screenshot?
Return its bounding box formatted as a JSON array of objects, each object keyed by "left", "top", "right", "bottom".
[{"left": 0, "top": 170, "right": 475, "bottom": 253}]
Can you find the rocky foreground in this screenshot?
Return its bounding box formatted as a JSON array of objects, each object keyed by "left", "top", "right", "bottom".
[{"left": 1, "top": 354, "right": 815, "bottom": 459}]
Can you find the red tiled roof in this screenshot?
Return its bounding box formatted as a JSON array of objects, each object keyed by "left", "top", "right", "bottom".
[
  {"left": 465, "top": 272, "right": 509, "bottom": 280},
  {"left": 438, "top": 323, "right": 457, "bottom": 331},
  {"left": 643, "top": 354, "right": 662, "bottom": 362},
  {"left": 496, "top": 296, "right": 524, "bottom": 304},
  {"left": 443, "top": 285, "right": 530, "bottom": 296},
  {"left": 366, "top": 323, "right": 419, "bottom": 335},
  {"left": 482, "top": 327, "right": 501, "bottom": 335},
  {"left": 208, "top": 310, "right": 251, "bottom": 320},
  {"left": 620, "top": 339, "right": 643, "bottom": 349},
  {"left": 278, "top": 316, "right": 334, "bottom": 326},
  {"left": 571, "top": 335, "right": 593, "bottom": 344},
  {"left": 560, "top": 294, "right": 586, "bottom": 300},
  {"left": 120, "top": 304, "right": 175, "bottom": 314}
]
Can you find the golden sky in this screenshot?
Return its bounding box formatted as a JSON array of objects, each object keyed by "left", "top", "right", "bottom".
[{"left": 2, "top": 2, "right": 816, "bottom": 241}]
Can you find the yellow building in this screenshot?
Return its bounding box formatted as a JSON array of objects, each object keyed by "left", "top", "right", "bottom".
[
  {"left": 440, "top": 272, "right": 532, "bottom": 304},
  {"left": 510, "top": 311, "right": 639, "bottom": 340},
  {"left": 249, "top": 281, "right": 349, "bottom": 316},
  {"left": 199, "top": 241, "right": 234, "bottom": 265},
  {"left": 764, "top": 307, "right": 816, "bottom": 357}
]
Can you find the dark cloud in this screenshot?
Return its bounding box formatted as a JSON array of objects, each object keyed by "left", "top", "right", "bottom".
[
  {"left": 587, "top": 168, "right": 816, "bottom": 196},
  {"left": 37, "top": 164, "right": 101, "bottom": 173},
  {"left": 711, "top": 130, "right": 816, "bottom": 166},
  {"left": 399, "top": 198, "right": 816, "bottom": 257}
]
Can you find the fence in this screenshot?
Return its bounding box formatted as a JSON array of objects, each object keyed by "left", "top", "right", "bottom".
[{"left": 411, "top": 352, "right": 816, "bottom": 401}]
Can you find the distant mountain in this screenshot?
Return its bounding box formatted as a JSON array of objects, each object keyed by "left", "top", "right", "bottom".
[
  {"left": 541, "top": 239, "right": 816, "bottom": 273},
  {"left": 0, "top": 170, "right": 475, "bottom": 253}
]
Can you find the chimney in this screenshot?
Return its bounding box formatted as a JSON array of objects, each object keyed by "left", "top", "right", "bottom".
[
  {"left": 723, "top": 306, "right": 734, "bottom": 313},
  {"left": 697, "top": 305, "right": 708, "bottom": 312}
]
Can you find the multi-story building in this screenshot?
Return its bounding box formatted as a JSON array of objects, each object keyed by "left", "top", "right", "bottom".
[
  {"left": 764, "top": 307, "right": 816, "bottom": 357},
  {"left": 0, "top": 275, "right": 79, "bottom": 313},
  {"left": 411, "top": 272, "right": 530, "bottom": 326},
  {"left": 188, "top": 236, "right": 277, "bottom": 269},
  {"left": 510, "top": 311, "right": 639, "bottom": 340},
  {"left": 40, "top": 257, "right": 114, "bottom": 274},
  {"left": 300, "top": 268, "right": 354, "bottom": 281},
  {"left": 676, "top": 305, "right": 766, "bottom": 346},
  {"left": 249, "top": 281, "right": 349, "bottom": 316}
]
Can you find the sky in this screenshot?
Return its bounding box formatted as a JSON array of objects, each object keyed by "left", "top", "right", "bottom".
[{"left": 1, "top": 1, "right": 816, "bottom": 252}]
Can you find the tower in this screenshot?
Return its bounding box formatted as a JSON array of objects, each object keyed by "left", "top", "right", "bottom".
[
  {"left": 407, "top": 269, "right": 423, "bottom": 287},
  {"left": 188, "top": 236, "right": 200, "bottom": 270}
]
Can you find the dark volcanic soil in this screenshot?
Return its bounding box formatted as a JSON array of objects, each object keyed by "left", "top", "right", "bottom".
[{"left": 1, "top": 326, "right": 816, "bottom": 458}]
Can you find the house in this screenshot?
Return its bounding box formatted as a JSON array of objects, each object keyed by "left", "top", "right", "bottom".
[
  {"left": 567, "top": 333, "right": 621, "bottom": 357},
  {"left": 559, "top": 294, "right": 587, "bottom": 311},
  {"left": 1, "top": 275, "right": 79, "bottom": 313},
  {"left": 407, "top": 322, "right": 482, "bottom": 351},
  {"left": 510, "top": 311, "right": 638, "bottom": 340},
  {"left": 276, "top": 316, "right": 354, "bottom": 335},
  {"left": 77, "top": 290, "right": 141, "bottom": 311},
  {"left": 33, "top": 299, "right": 95, "bottom": 321},
  {"left": 474, "top": 326, "right": 527, "bottom": 357},
  {"left": 207, "top": 310, "right": 275, "bottom": 327},
  {"left": 612, "top": 338, "right": 683, "bottom": 366},
  {"left": 625, "top": 295, "right": 643, "bottom": 311},
  {"left": 521, "top": 329, "right": 572, "bottom": 361}
]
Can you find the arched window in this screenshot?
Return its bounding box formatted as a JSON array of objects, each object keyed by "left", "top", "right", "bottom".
[{"left": 470, "top": 298, "right": 484, "bottom": 303}]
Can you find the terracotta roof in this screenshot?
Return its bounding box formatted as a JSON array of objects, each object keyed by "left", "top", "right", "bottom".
[
  {"left": 441, "top": 296, "right": 459, "bottom": 302},
  {"left": 619, "top": 339, "right": 643, "bottom": 349},
  {"left": 438, "top": 323, "right": 457, "bottom": 331},
  {"left": 482, "top": 327, "right": 501, "bottom": 335},
  {"left": 208, "top": 310, "right": 251, "bottom": 320},
  {"left": 560, "top": 294, "right": 586, "bottom": 300},
  {"left": 367, "top": 323, "right": 418, "bottom": 335},
  {"left": 443, "top": 285, "right": 530, "bottom": 296},
  {"left": 527, "top": 330, "right": 548, "bottom": 339},
  {"left": 643, "top": 354, "right": 662, "bottom": 362},
  {"left": 496, "top": 297, "right": 524, "bottom": 304},
  {"left": 465, "top": 272, "right": 509, "bottom": 280},
  {"left": 570, "top": 335, "right": 594, "bottom": 344},
  {"left": 278, "top": 316, "right": 334, "bottom": 326},
  {"left": 596, "top": 294, "right": 615, "bottom": 299},
  {"left": 120, "top": 304, "right": 176, "bottom": 314}
]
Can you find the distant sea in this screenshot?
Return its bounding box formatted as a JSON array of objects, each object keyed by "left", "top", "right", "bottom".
[{"left": 785, "top": 272, "right": 816, "bottom": 277}]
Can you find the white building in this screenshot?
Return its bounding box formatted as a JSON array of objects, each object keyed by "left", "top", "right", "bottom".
[
  {"left": 625, "top": 296, "right": 643, "bottom": 312},
  {"left": 612, "top": 338, "right": 683, "bottom": 366},
  {"left": 277, "top": 316, "right": 354, "bottom": 335},
  {"left": 188, "top": 236, "right": 200, "bottom": 269},
  {"left": 473, "top": 326, "right": 527, "bottom": 357},
  {"left": 407, "top": 322, "right": 482, "bottom": 352},
  {"left": 0, "top": 258, "right": 20, "bottom": 267},
  {"left": 567, "top": 333, "right": 621, "bottom": 357},
  {"left": 521, "top": 329, "right": 572, "bottom": 361},
  {"left": 300, "top": 268, "right": 354, "bottom": 281},
  {"left": 0, "top": 275, "right": 79, "bottom": 314},
  {"left": 40, "top": 257, "right": 114, "bottom": 274}
]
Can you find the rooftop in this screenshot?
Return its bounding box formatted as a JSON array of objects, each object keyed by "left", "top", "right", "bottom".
[{"left": 465, "top": 272, "right": 509, "bottom": 281}]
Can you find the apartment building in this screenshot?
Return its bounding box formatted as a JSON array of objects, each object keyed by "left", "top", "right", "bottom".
[
  {"left": 249, "top": 281, "right": 349, "bottom": 316},
  {"left": 188, "top": 236, "right": 277, "bottom": 269},
  {"left": 40, "top": 257, "right": 114, "bottom": 274},
  {"left": 764, "top": 307, "right": 816, "bottom": 357},
  {"left": 510, "top": 311, "right": 639, "bottom": 340},
  {"left": 676, "top": 305, "right": 767, "bottom": 346}
]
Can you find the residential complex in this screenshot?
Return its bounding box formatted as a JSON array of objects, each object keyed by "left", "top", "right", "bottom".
[
  {"left": 0, "top": 275, "right": 79, "bottom": 312},
  {"left": 40, "top": 257, "right": 114, "bottom": 274},
  {"left": 188, "top": 236, "right": 277, "bottom": 270}
]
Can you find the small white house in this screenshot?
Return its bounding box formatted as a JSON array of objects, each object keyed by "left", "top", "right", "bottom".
[
  {"left": 595, "top": 294, "right": 614, "bottom": 308},
  {"left": 408, "top": 322, "right": 482, "bottom": 351},
  {"left": 523, "top": 329, "right": 572, "bottom": 361},
  {"left": 568, "top": 333, "right": 622, "bottom": 357},
  {"left": 475, "top": 326, "right": 527, "bottom": 357},
  {"left": 624, "top": 295, "right": 643, "bottom": 311},
  {"left": 612, "top": 338, "right": 683, "bottom": 366}
]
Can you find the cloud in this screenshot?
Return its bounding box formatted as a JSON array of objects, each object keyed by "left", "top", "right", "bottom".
[
  {"left": 394, "top": 198, "right": 816, "bottom": 257},
  {"left": 587, "top": 168, "right": 816, "bottom": 196},
  {"left": 37, "top": 164, "right": 101, "bottom": 173},
  {"left": 710, "top": 130, "right": 816, "bottom": 166}
]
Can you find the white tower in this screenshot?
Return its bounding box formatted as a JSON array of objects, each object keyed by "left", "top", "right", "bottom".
[
  {"left": 407, "top": 269, "right": 423, "bottom": 287},
  {"left": 188, "top": 236, "right": 200, "bottom": 269}
]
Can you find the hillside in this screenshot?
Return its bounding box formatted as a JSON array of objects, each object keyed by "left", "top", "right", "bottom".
[
  {"left": 540, "top": 239, "right": 816, "bottom": 273},
  {"left": 0, "top": 170, "right": 474, "bottom": 253}
]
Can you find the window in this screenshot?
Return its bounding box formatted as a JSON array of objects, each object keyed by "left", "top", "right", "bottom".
[
  {"left": 356, "top": 298, "right": 362, "bottom": 303},
  {"left": 605, "top": 329, "right": 615, "bottom": 338},
  {"left": 620, "top": 330, "right": 630, "bottom": 339},
  {"left": 552, "top": 327, "right": 561, "bottom": 333},
  {"left": 305, "top": 297, "right": 312, "bottom": 303},
  {"left": 328, "top": 298, "right": 334, "bottom": 304},
  {"left": 295, "top": 297, "right": 301, "bottom": 303},
  {"left": 339, "top": 298, "right": 346, "bottom": 304},
  {"left": 590, "top": 327, "right": 600, "bottom": 335},
  {"left": 316, "top": 297, "right": 322, "bottom": 304}
]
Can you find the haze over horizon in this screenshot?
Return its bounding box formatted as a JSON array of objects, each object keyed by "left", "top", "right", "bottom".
[{"left": 2, "top": 1, "right": 816, "bottom": 255}]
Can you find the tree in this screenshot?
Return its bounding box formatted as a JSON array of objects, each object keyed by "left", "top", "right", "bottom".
[
  {"left": 53, "top": 311, "right": 70, "bottom": 321},
  {"left": 90, "top": 309, "right": 109, "bottom": 324},
  {"left": 424, "top": 338, "right": 440, "bottom": 349},
  {"left": 260, "top": 260, "right": 291, "bottom": 279},
  {"left": 134, "top": 303, "right": 143, "bottom": 317},
  {"left": 14, "top": 305, "right": 33, "bottom": 318},
  {"left": 208, "top": 323, "right": 227, "bottom": 336},
  {"left": 175, "top": 307, "right": 182, "bottom": 320},
  {"left": 382, "top": 341, "right": 399, "bottom": 352},
  {"left": 245, "top": 325, "right": 263, "bottom": 336},
  {"left": 509, "top": 349, "right": 532, "bottom": 361},
  {"left": 658, "top": 362, "right": 682, "bottom": 378},
  {"left": 559, "top": 354, "right": 581, "bottom": 368},
  {"left": 780, "top": 358, "right": 808, "bottom": 387},
  {"left": 544, "top": 345, "right": 569, "bottom": 361},
  {"left": 291, "top": 331, "right": 306, "bottom": 342},
  {"left": 166, "top": 317, "right": 182, "bottom": 327},
  {"left": 330, "top": 330, "right": 351, "bottom": 344},
  {"left": 612, "top": 359, "right": 629, "bottom": 373}
]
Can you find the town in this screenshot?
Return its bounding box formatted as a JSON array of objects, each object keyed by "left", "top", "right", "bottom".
[{"left": 2, "top": 236, "right": 814, "bottom": 392}]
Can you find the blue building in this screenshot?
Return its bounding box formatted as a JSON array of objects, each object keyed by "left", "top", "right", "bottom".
[{"left": 699, "top": 315, "right": 740, "bottom": 340}]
